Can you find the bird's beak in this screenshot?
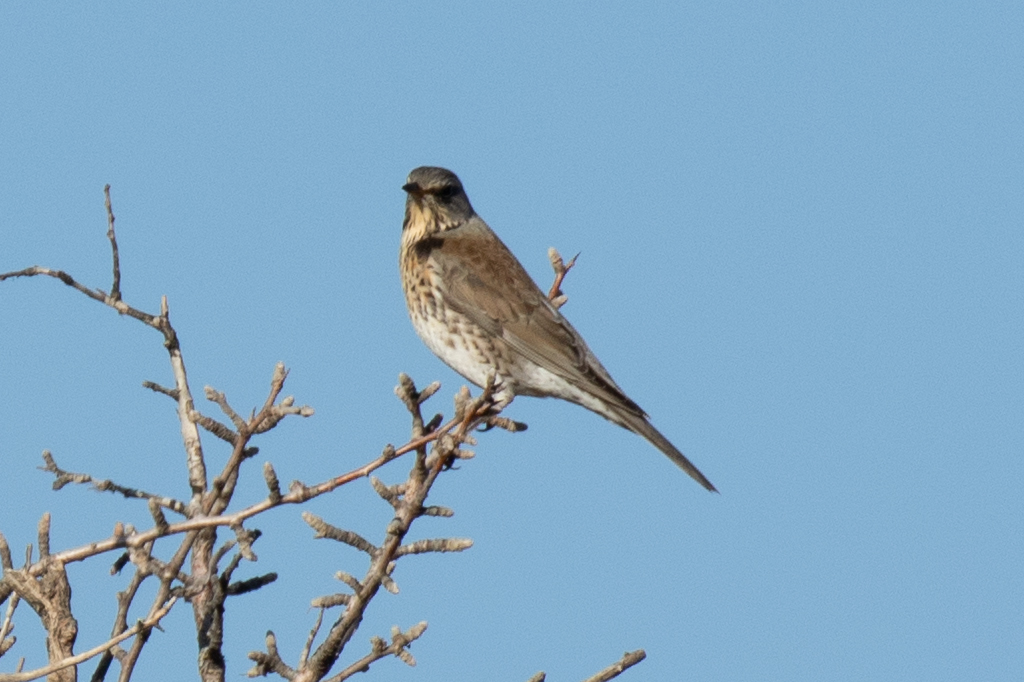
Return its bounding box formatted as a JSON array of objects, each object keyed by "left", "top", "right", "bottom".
[{"left": 402, "top": 182, "right": 422, "bottom": 197}]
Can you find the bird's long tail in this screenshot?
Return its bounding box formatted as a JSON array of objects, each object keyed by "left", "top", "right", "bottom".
[{"left": 613, "top": 409, "right": 717, "bottom": 492}]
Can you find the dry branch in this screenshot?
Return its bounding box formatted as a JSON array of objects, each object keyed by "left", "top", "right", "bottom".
[{"left": 0, "top": 187, "right": 642, "bottom": 682}]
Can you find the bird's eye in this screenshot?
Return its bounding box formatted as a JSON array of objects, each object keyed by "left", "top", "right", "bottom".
[{"left": 436, "top": 185, "right": 457, "bottom": 201}]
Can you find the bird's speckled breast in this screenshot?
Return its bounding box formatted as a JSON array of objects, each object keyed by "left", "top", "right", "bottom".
[{"left": 401, "top": 245, "right": 506, "bottom": 389}]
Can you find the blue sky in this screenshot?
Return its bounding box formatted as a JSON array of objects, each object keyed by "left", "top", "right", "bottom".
[{"left": 1, "top": 3, "right": 1021, "bottom": 680}]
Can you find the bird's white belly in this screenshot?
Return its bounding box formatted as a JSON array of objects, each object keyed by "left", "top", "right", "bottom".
[
  {"left": 410, "top": 304, "right": 599, "bottom": 409},
  {"left": 410, "top": 307, "right": 498, "bottom": 389}
]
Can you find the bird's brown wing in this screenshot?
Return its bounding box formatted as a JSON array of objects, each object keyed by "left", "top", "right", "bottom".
[
  {"left": 431, "top": 219, "right": 718, "bottom": 492},
  {"left": 432, "top": 219, "right": 646, "bottom": 417}
]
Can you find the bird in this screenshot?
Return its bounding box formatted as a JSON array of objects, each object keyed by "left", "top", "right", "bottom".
[{"left": 399, "top": 166, "right": 716, "bottom": 492}]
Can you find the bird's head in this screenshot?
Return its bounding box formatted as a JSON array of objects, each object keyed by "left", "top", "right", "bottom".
[{"left": 402, "top": 166, "right": 475, "bottom": 237}]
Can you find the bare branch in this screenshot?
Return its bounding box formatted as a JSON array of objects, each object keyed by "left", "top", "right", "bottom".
[
  {"left": 0, "top": 534, "right": 11, "bottom": 571},
  {"left": 0, "top": 598, "right": 177, "bottom": 682},
  {"left": 229, "top": 524, "right": 260, "bottom": 562},
  {"left": 147, "top": 499, "right": 169, "bottom": 534},
  {"left": 226, "top": 573, "right": 277, "bottom": 596},
  {"left": 189, "top": 409, "right": 238, "bottom": 445},
  {"left": 0, "top": 592, "right": 19, "bottom": 659},
  {"left": 309, "top": 594, "right": 351, "bottom": 610},
  {"left": 36, "top": 515, "right": 50, "bottom": 560},
  {"left": 303, "top": 515, "right": 377, "bottom": 556},
  {"left": 394, "top": 374, "right": 440, "bottom": 439},
  {"left": 546, "top": 247, "right": 579, "bottom": 309},
  {"left": 299, "top": 609, "right": 324, "bottom": 668},
  {"left": 322, "top": 622, "right": 428, "bottom": 682},
  {"left": 393, "top": 538, "right": 473, "bottom": 557},
  {"left": 263, "top": 462, "right": 282, "bottom": 503},
  {"left": 3, "top": 194, "right": 573, "bottom": 680},
  {"left": 40, "top": 451, "right": 187, "bottom": 515},
  {"left": 141, "top": 380, "right": 179, "bottom": 401},
  {"left": 205, "top": 386, "right": 246, "bottom": 432},
  {"left": 90, "top": 569, "right": 148, "bottom": 680},
  {"left": 579, "top": 650, "right": 646, "bottom": 682},
  {"left": 369, "top": 477, "right": 406, "bottom": 508},
  {"left": 263, "top": 381, "right": 506, "bottom": 681},
  {"left": 28, "top": 403, "right": 484, "bottom": 575},
  {"left": 246, "top": 632, "right": 295, "bottom": 679},
  {"left": 421, "top": 505, "right": 454, "bottom": 518},
  {"left": 104, "top": 184, "right": 121, "bottom": 303},
  {"left": 481, "top": 415, "right": 529, "bottom": 433},
  {"left": 333, "top": 572, "right": 362, "bottom": 592}
]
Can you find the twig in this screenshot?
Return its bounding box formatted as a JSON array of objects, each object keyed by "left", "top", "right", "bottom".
[
  {"left": 299, "top": 609, "right": 325, "bottom": 668},
  {"left": 39, "top": 451, "right": 187, "bottom": 515},
  {"left": 0, "top": 597, "right": 176, "bottom": 682},
  {"left": 0, "top": 592, "right": 19, "bottom": 658},
  {"left": 0, "top": 266, "right": 143, "bottom": 322},
  {"left": 0, "top": 234, "right": 209, "bottom": 502},
  {"left": 579, "top": 650, "right": 646, "bottom": 682},
  {"left": 89, "top": 569, "right": 148, "bottom": 680},
  {"left": 117, "top": 532, "right": 198, "bottom": 680},
  {"left": 249, "top": 379, "right": 502, "bottom": 681},
  {"left": 1, "top": 189, "right": 539, "bottom": 681},
  {"left": 246, "top": 633, "right": 294, "bottom": 679},
  {"left": 141, "top": 381, "right": 179, "bottom": 401},
  {"left": 546, "top": 247, "right": 579, "bottom": 309},
  {"left": 26, "top": 399, "right": 490, "bottom": 577},
  {"left": 323, "top": 622, "right": 427, "bottom": 682},
  {"left": 104, "top": 185, "right": 121, "bottom": 303}
]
